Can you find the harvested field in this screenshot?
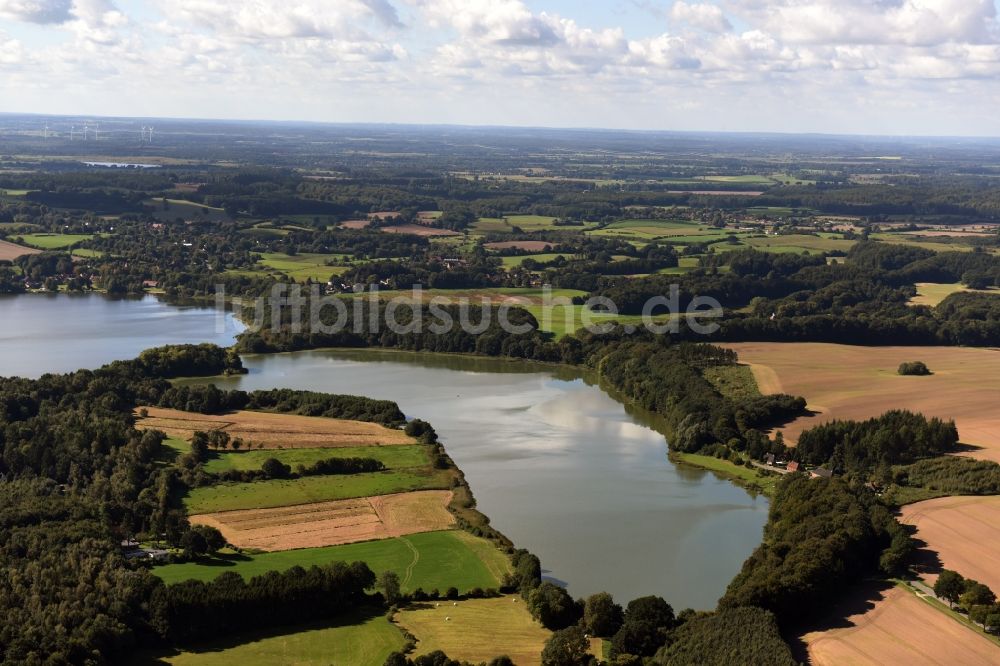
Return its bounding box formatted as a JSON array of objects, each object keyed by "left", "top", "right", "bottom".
[
  {"left": 803, "top": 586, "right": 998, "bottom": 665},
  {"left": 380, "top": 224, "right": 459, "bottom": 237},
  {"left": 724, "top": 343, "right": 1000, "bottom": 461},
  {"left": 0, "top": 239, "right": 40, "bottom": 261},
  {"left": 395, "top": 597, "right": 552, "bottom": 666},
  {"left": 484, "top": 240, "right": 554, "bottom": 251},
  {"left": 135, "top": 407, "right": 414, "bottom": 449},
  {"left": 909, "top": 282, "right": 999, "bottom": 307},
  {"left": 900, "top": 495, "right": 1000, "bottom": 593},
  {"left": 339, "top": 219, "right": 371, "bottom": 229},
  {"left": 190, "top": 490, "right": 455, "bottom": 551}
]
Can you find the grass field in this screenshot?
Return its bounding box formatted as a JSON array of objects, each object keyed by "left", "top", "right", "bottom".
[
  {"left": 190, "top": 490, "right": 456, "bottom": 551},
  {"left": 202, "top": 445, "right": 429, "bottom": 474},
  {"left": 137, "top": 407, "right": 414, "bottom": 449},
  {"left": 743, "top": 234, "right": 855, "bottom": 254},
  {"left": 144, "top": 198, "right": 230, "bottom": 223},
  {"left": 154, "top": 529, "right": 511, "bottom": 592},
  {"left": 587, "top": 219, "right": 730, "bottom": 242},
  {"left": 139, "top": 612, "right": 405, "bottom": 666},
  {"left": 499, "top": 253, "right": 566, "bottom": 268},
  {"left": 256, "top": 252, "right": 351, "bottom": 281},
  {"left": 184, "top": 467, "right": 452, "bottom": 513},
  {"left": 802, "top": 584, "right": 999, "bottom": 666},
  {"left": 900, "top": 495, "right": 1000, "bottom": 593},
  {"left": 505, "top": 215, "right": 561, "bottom": 231},
  {"left": 471, "top": 217, "right": 512, "bottom": 233},
  {"left": 18, "top": 233, "right": 95, "bottom": 249},
  {"left": 702, "top": 364, "right": 761, "bottom": 401},
  {"left": 909, "top": 282, "right": 999, "bottom": 307},
  {"left": 674, "top": 452, "right": 780, "bottom": 496},
  {"left": 395, "top": 597, "right": 551, "bottom": 666},
  {"left": 0, "top": 239, "right": 40, "bottom": 261},
  {"left": 724, "top": 343, "right": 1000, "bottom": 460}
]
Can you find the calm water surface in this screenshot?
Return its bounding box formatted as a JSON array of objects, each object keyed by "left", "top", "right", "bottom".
[
  {"left": 2, "top": 295, "right": 767, "bottom": 608},
  {"left": 0, "top": 293, "right": 242, "bottom": 378},
  {"left": 199, "top": 349, "right": 768, "bottom": 609}
]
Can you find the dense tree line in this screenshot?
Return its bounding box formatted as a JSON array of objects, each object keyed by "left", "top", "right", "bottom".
[
  {"left": 720, "top": 475, "right": 913, "bottom": 623},
  {"left": 795, "top": 410, "right": 959, "bottom": 474}
]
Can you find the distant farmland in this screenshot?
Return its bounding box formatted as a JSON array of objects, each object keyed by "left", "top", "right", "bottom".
[
  {"left": 0, "top": 239, "right": 40, "bottom": 261},
  {"left": 724, "top": 343, "right": 1000, "bottom": 461}
]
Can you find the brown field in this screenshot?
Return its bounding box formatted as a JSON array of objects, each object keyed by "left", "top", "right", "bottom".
[
  {"left": 0, "top": 239, "right": 40, "bottom": 261},
  {"left": 901, "top": 230, "right": 993, "bottom": 237},
  {"left": 381, "top": 224, "right": 460, "bottom": 237},
  {"left": 803, "top": 586, "right": 998, "bottom": 665},
  {"left": 190, "top": 490, "right": 455, "bottom": 551},
  {"left": 724, "top": 343, "right": 1000, "bottom": 461},
  {"left": 339, "top": 219, "right": 371, "bottom": 229},
  {"left": 484, "top": 240, "right": 554, "bottom": 251},
  {"left": 135, "top": 407, "right": 414, "bottom": 449},
  {"left": 900, "top": 495, "right": 1000, "bottom": 593}
]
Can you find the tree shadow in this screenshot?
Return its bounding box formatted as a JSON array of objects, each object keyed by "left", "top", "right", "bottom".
[
  {"left": 907, "top": 535, "right": 945, "bottom": 580},
  {"left": 131, "top": 605, "right": 387, "bottom": 664},
  {"left": 785, "top": 579, "right": 896, "bottom": 665}
]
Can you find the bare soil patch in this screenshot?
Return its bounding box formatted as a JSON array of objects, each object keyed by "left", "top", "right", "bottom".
[
  {"left": 135, "top": 407, "right": 414, "bottom": 448},
  {"left": 900, "top": 495, "right": 1000, "bottom": 593},
  {"left": 190, "top": 490, "right": 455, "bottom": 551},
  {"left": 484, "top": 241, "right": 554, "bottom": 251},
  {"left": 0, "top": 239, "right": 40, "bottom": 261},
  {"left": 724, "top": 343, "right": 1000, "bottom": 461},
  {"left": 803, "top": 586, "right": 998, "bottom": 665},
  {"left": 339, "top": 219, "right": 371, "bottom": 229}
]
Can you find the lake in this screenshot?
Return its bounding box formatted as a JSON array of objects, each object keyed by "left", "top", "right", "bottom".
[
  {"left": 195, "top": 349, "right": 768, "bottom": 609},
  {"left": 0, "top": 293, "right": 242, "bottom": 378},
  {"left": 2, "top": 295, "right": 767, "bottom": 609}
]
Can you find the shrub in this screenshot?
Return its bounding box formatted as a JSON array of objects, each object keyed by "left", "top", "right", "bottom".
[{"left": 898, "top": 361, "right": 931, "bottom": 376}]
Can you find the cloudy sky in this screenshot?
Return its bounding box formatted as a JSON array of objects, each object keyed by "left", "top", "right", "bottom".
[{"left": 1, "top": 0, "right": 999, "bottom": 135}]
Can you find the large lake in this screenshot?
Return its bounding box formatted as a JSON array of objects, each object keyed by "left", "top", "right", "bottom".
[
  {"left": 0, "top": 293, "right": 242, "bottom": 378},
  {"left": 1, "top": 295, "right": 767, "bottom": 609},
  {"left": 196, "top": 349, "right": 769, "bottom": 609}
]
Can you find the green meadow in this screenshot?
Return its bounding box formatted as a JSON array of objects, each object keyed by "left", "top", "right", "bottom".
[
  {"left": 184, "top": 468, "right": 452, "bottom": 513},
  {"left": 154, "top": 530, "right": 511, "bottom": 593},
  {"left": 18, "top": 233, "right": 96, "bottom": 249},
  {"left": 201, "top": 445, "right": 430, "bottom": 475}
]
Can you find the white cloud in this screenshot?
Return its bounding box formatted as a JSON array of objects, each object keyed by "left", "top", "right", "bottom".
[
  {"left": 0, "top": 0, "right": 72, "bottom": 24},
  {"left": 670, "top": 1, "right": 732, "bottom": 33}
]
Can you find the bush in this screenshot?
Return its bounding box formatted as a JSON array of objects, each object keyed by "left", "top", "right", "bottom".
[{"left": 898, "top": 361, "right": 931, "bottom": 376}]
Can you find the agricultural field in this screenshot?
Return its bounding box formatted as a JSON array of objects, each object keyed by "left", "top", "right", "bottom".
[
  {"left": 144, "top": 198, "right": 231, "bottom": 223},
  {"left": 900, "top": 495, "right": 1000, "bottom": 593},
  {"left": 251, "top": 251, "right": 351, "bottom": 281},
  {"left": 139, "top": 612, "right": 405, "bottom": 666},
  {"left": 190, "top": 490, "right": 456, "bottom": 551},
  {"left": 183, "top": 467, "right": 452, "bottom": 513},
  {"left": 471, "top": 217, "right": 512, "bottom": 233},
  {"left": 802, "top": 585, "right": 999, "bottom": 666},
  {"left": 499, "top": 252, "right": 567, "bottom": 268},
  {"left": 381, "top": 224, "right": 460, "bottom": 237},
  {"left": 0, "top": 239, "right": 40, "bottom": 261},
  {"left": 742, "top": 233, "right": 856, "bottom": 254},
  {"left": 394, "top": 597, "right": 551, "bottom": 666},
  {"left": 587, "top": 219, "right": 725, "bottom": 242},
  {"left": 909, "top": 282, "right": 999, "bottom": 307},
  {"left": 154, "top": 529, "right": 511, "bottom": 592},
  {"left": 484, "top": 240, "right": 555, "bottom": 252},
  {"left": 202, "top": 444, "right": 429, "bottom": 474},
  {"left": 136, "top": 407, "right": 414, "bottom": 449},
  {"left": 724, "top": 343, "right": 1000, "bottom": 460},
  {"left": 505, "top": 214, "right": 561, "bottom": 231},
  {"left": 17, "top": 233, "right": 95, "bottom": 249}
]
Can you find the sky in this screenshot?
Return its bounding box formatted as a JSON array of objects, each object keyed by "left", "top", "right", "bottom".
[{"left": 1, "top": 0, "right": 1000, "bottom": 136}]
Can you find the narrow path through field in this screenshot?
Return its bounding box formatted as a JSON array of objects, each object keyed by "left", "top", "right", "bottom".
[{"left": 400, "top": 536, "right": 420, "bottom": 588}]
